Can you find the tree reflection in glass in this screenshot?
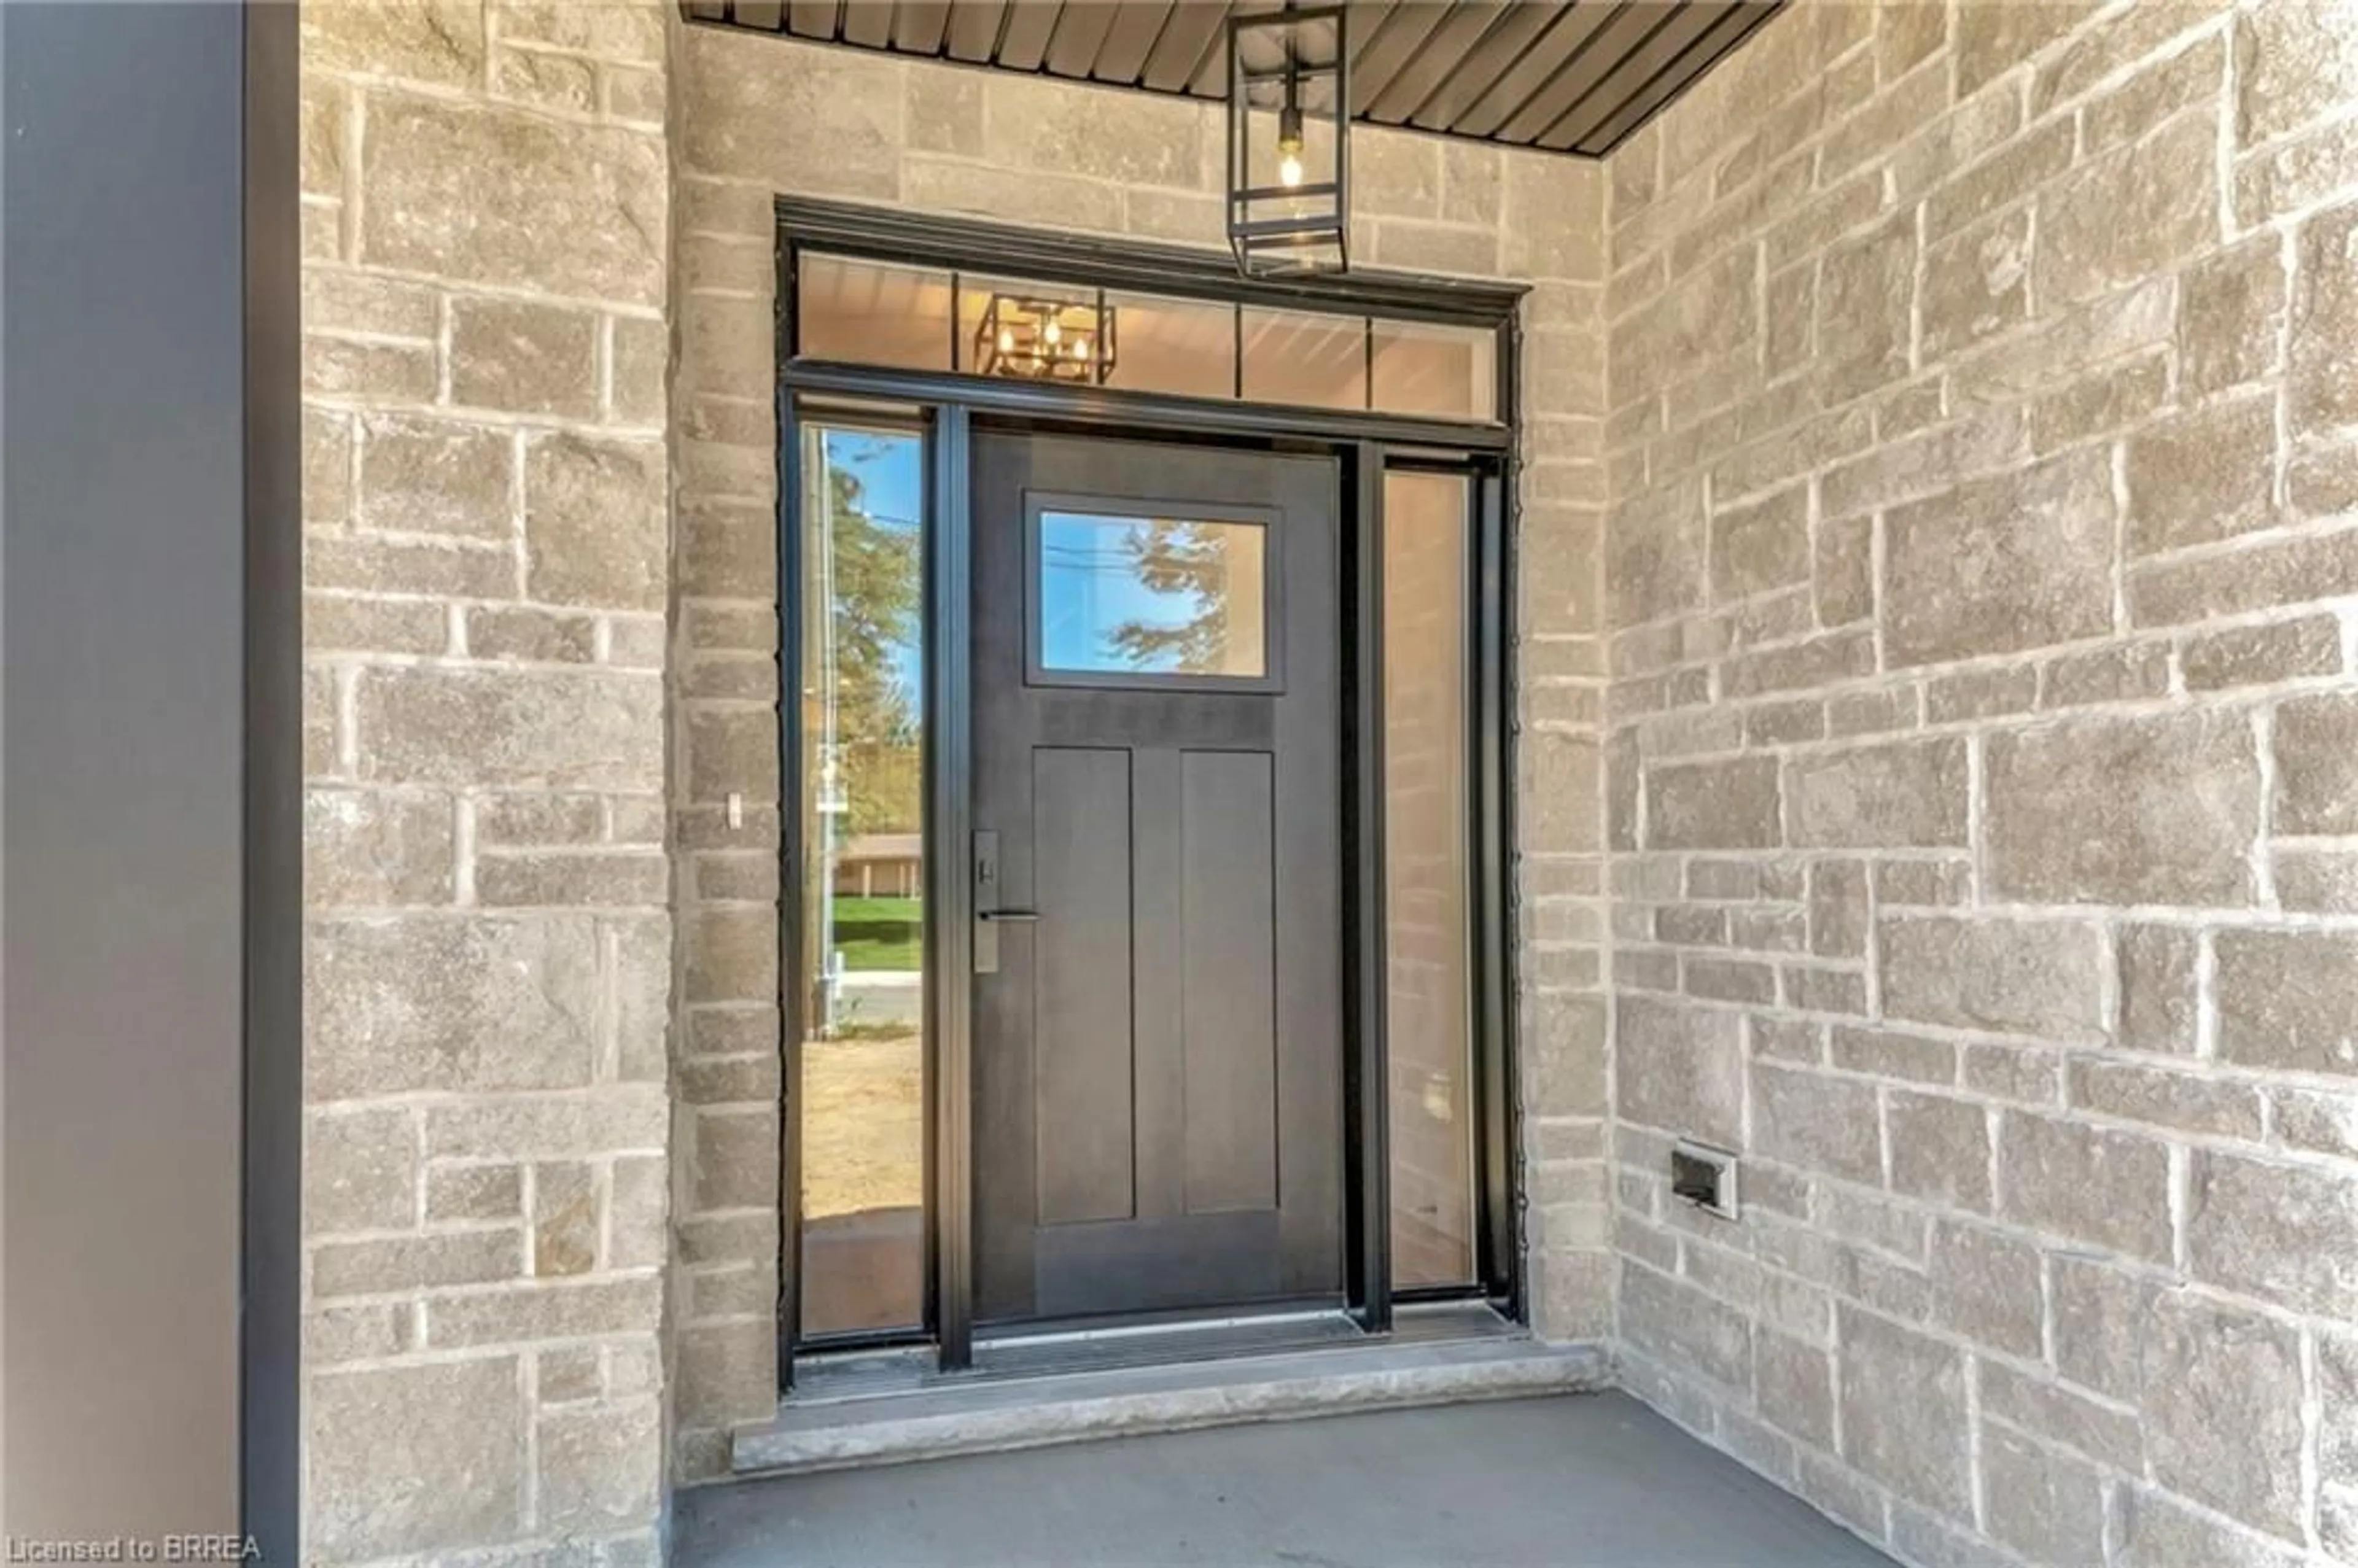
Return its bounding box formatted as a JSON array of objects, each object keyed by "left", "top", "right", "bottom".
[
  {"left": 1038, "top": 512, "right": 1267, "bottom": 678},
  {"left": 798, "top": 422, "right": 927, "bottom": 1339}
]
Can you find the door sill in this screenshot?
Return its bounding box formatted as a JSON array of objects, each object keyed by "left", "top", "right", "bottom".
[{"left": 729, "top": 1308, "right": 1603, "bottom": 1479}]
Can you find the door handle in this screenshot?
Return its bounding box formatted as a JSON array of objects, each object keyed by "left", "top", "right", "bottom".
[{"left": 979, "top": 909, "right": 1040, "bottom": 923}]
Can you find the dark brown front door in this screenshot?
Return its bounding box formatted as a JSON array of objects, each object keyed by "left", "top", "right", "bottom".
[{"left": 970, "top": 430, "right": 1345, "bottom": 1327}]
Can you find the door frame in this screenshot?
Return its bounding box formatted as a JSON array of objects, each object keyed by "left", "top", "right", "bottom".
[{"left": 774, "top": 199, "right": 1527, "bottom": 1379}]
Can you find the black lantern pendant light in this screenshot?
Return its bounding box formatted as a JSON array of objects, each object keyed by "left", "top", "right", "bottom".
[{"left": 1227, "top": 2, "right": 1350, "bottom": 277}]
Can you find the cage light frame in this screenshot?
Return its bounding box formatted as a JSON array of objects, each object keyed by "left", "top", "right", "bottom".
[
  {"left": 1226, "top": 2, "right": 1351, "bottom": 279},
  {"left": 972, "top": 288, "right": 1119, "bottom": 384}
]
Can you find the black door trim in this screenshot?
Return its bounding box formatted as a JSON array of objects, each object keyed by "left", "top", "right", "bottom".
[{"left": 774, "top": 203, "right": 1525, "bottom": 1380}]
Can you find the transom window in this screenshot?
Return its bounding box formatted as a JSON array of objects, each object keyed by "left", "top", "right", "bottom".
[{"left": 793, "top": 249, "right": 1500, "bottom": 423}]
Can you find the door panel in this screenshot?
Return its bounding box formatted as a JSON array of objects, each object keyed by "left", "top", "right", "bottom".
[
  {"left": 971, "top": 431, "right": 1344, "bottom": 1328},
  {"left": 1031, "top": 746, "right": 1136, "bottom": 1227},
  {"left": 1180, "top": 748, "right": 1278, "bottom": 1216}
]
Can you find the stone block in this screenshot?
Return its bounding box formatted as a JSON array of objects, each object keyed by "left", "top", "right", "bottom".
[
  {"left": 1885, "top": 448, "right": 2115, "bottom": 668},
  {"left": 2186, "top": 1147, "right": 2358, "bottom": 1316},
  {"left": 1709, "top": 484, "right": 1808, "bottom": 602},
  {"left": 1613, "top": 995, "right": 1743, "bottom": 1147},
  {"left": 538, "top": 1400, "right": 662, "bottom": 1535},
  {"left": 449, "top": 297, "right": 600, "bottom": 419},
  {"left": 609, "top": 1154, "right": 669, "bottom": 1270},
  {"left": 524, "top": 434, "right": 667, "bottom": 613},
  {"left": 1920, "top": 208, "right": 2030, "bottom": 360},
  {"left": 361, "top": 96, "right": 666, "bottom": 307},
  {"left": 2037, "top": 112, "right": 2219, "bottom": 308},
  {"left": 308, "top": 914, "right": 601, "bottom": 1098},
  {"left": 306, "top": 1106, "right": 419, "bottom": 1235},
  {"left": 1837, "top": 1305, "right": 1968, "bottom": 1516},
  {"left": 356, "top": 414, "right": 515, "bottom": 540},
  {"left": 1622, "top": 1263, "right": 1753, "bottom": 1392},
  {"left": 675, "top": 1318, "right": 776, "bottom": 1429},
  {"left": 427, "top": 1164, "right": 521, "bottom": 1222},
  {"left": 1925, "top": 662, "right": 2037, "bottom": 723},
  {"left": 492, "top": 44, "right": 594, "bottom": 113},
  {"left": 2294, "top": 199, "right": 2358, "bottom": 434},
  {"left": 2037, "top": 642, "right": 2171, "bottom": 707},
  {"left": 499, "top": 1, "right": 664, "bottom": 62},
  {"left": 2143, "top": 1290, "right": 2308, "bottom": 1540},
  {"left": 466, "top": 605, "right": 597, "bottom": 664},
  {"left": 1530, "top": 995, "right": 1607, "bottom": 1117},
  {"left": 2129, "top": 520, "right": 2358, "bottom": 626},
  {"left": 2216, "top": 928, "right": 2358, "bottom": 1077},
  {"left": 305, "top": 787, "right": 455, "bottom": 907},
  {"left": 693, "top": 1108, "right": 776, "bottom": 1212},
  {"left": 1831, "top": 1026, "right": 1953, "bottom": 1085},
  {"left": 532, "top": 1160, "right": 597, "bottom": 1276},
  {"left": 303, "top": 0, "right": 486, "bottom": 87},
  {"left": 1520, "top": 732, "right": 1602, "bottom": 856},
  {"left": 2053, "top": 1254, "right": 2159, "bottom": 1403},
  {"left": 1644, "top": 756, "right": 1780, "bottom": 850},
  {"left": 2238, "top": 0, "right": 2358, "bottom": 145},
  {"left": 610, "top": 315, "right": 667, "bottom": 425},
  {"left": 1752, "top": 1063, "right": 1882, "bottom": 1186},
  {"left": 1879, "top": 914, "right": 2106, "bottom": 1043},
  {"left": 2182, "top": 233, "right": 2289, "bottom": 398},
  {"left": 313, "top": 1229, "right": 521, "bottom": 1298},
  {"left": 1926, "top": 1220, "right": 2042, "bottom": 1359},
  {"left": 1816, "top": 211, "right": 1915, "bottom": 403},
  {"left": 2274, "top": 691, "right": 2358, "bottom": 835},
  {"left": 2183, "top": 613, "right": 2341, "bottom": 689},
  {"left": 984, "top": 71, "right": 1207, "bottom": 191},
  {"left": 2069, "top": 1059, "right": 2265, "bottom": 1139},
  {"left": 1985, "top": 708, "right": 2260, "bottom": 906},
  {"left": 424, "top": 1275, "right": 661, "bottom": 1350},
  {"left": 1753, "top": 1331, "right": 1835, "bottom": 1451},
  {"left": 2126, "top": 394, "right": 2282, "bottom": 555},
  {"left": 1885, "top": 1090, "right": 1991, "bottom": 1213},
  {"left": 1979, "top": 1360, "right": 2144, "bottom": 1473},
  {"left": 2032, "top": 351, "right": 2172, "bottom": 453},
  {"left": 1807, "top": 860, "right": 1869, "bottom": 959},
  {"left": 1607, "top": 479, "right": 1705, "bottom": 627},
  {"left": 1997, "top": 1110, "right": 2172, "bottom": 1260},
  {"left": 2276, "top": 1085, "right": 2358, "bottom": 1160},
  {"left": 2118, "top": 922, "right": 2201, "bottom": 1054},
  {"left": 355, "top": 667, "right": 662, "bottom": 790},
  {"left": 1784, "top": 737, "right": 1968, "bottom": 849},
  {"left": 1983, "top": 1424, "right": 2107, "bottom": 1567},
  {"left": 309, "top": 1356, "right": 522, "bottom": 1560},
  {"left": 2117, "top": 1486, "right": 2306, "bottom": 1568}
]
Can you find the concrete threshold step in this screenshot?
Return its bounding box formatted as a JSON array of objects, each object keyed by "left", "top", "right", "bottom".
[{"left": 730, "top": 1332, "right": 1609, "bottom": 1478}]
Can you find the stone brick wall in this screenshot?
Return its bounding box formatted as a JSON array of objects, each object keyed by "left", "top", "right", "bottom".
[
  {"left": 1600, "top": 1, "right": 2358, "bottom": 1563},
  {"left": 299, "top": 3, "right": 675, "bottom": 1561},
  {"left": 669, "top": 25, "right": 1610, "bottom": 1475}
]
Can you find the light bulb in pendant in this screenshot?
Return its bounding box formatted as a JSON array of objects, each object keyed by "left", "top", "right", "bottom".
[
  {"left": 1072, "top": 335, "right": 1090, "bottom": 360},
  {"left": 996, "top": 327, "right": 1014, "bottom": 354},
  {"left": 1277, "top": 103, "right": 1305, "bottom": 190},
  {"left": 1044, "top": 317, "right": 1062, "bottom": 346}
]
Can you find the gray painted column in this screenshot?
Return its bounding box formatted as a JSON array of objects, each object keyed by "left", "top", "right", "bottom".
[{"left": 0, "top": 2, "right": 300, "bottom": 1551}]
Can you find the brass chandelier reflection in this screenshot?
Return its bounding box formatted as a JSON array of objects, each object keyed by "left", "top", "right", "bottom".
[{"left": 974, "top": 290, "right": 1118, "bottom": 385}]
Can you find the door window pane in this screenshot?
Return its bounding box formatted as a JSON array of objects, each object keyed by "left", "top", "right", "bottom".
[
  {"left": 1035, "top": 510, "right": 1269, "bottom": 679},
  {"left": 1383, "top": 470, "right": 1477, "bottom": 1289},
  {"left": 798, "top": 419, "right": 927, "bottom": 1337}
]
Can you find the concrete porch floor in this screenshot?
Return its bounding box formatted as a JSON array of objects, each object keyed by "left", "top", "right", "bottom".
[{"left": 674, "top": 1392, "right": 1896, "bottom": 1567}]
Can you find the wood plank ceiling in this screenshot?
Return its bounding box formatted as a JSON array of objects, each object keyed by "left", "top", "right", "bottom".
[{"left": 682, "top": 1, "right": 1787, "bottom": 157}]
